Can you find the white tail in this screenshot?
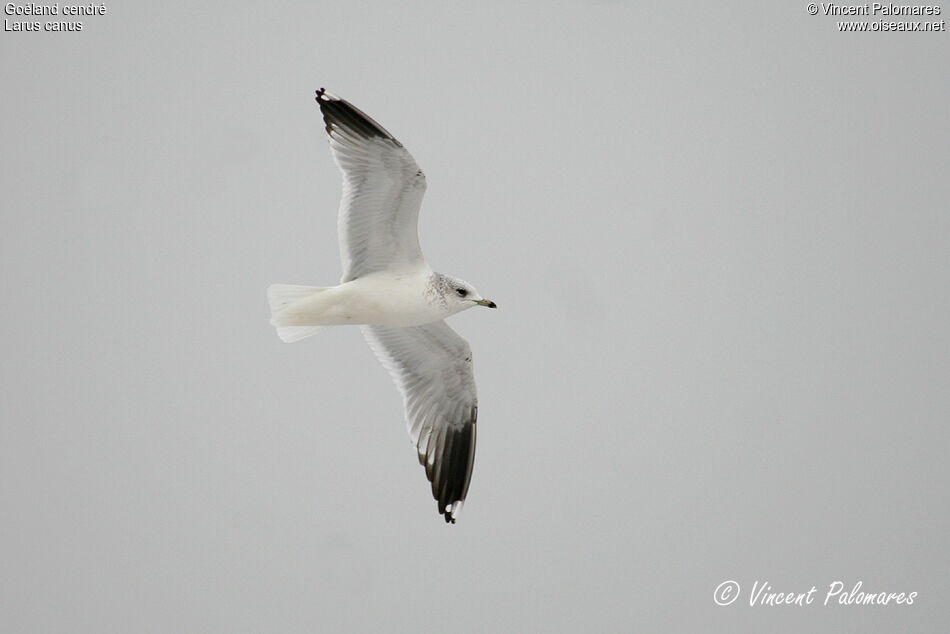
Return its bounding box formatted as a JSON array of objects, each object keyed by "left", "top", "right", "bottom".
[{"left": 267, "top": 284, "right": 330, "bottom": 343}]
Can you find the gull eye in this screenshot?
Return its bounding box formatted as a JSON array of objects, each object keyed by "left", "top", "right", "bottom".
[{"left": 456, "top": 288, "right": 468, "bottom": 297}]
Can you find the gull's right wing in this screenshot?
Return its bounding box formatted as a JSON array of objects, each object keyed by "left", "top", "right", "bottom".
[{"left": 316, "top": 89, "right": 428, "bottom": 282}]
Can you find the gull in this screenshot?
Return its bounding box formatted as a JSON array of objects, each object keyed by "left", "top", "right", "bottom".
[{"left": 267, "top": 89, "right": 496, "bottom": 523}]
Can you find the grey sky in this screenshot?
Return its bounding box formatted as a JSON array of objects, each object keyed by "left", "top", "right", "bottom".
[{"left": 2, "top": 2, "right": 947, "bottom": 632}]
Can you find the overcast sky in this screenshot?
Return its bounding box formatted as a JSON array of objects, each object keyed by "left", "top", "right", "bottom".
[{"left": 2, "top": 2, "right": 948, "bottom": 632}]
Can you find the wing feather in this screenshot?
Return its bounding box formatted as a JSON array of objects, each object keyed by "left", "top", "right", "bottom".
[
  {"left": 362, "top": 321, "right": 478, "bottom": 523},
  {"left": 316, "top": 89, "right": 428, "bottom": 281}
]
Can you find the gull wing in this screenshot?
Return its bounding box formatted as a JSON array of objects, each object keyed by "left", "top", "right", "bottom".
[
  {"left": 362, "top": 321, "right": 477, "bottom": 523},
  {"left": 316, "top": 89, "right": 428, "bottom": 282}
]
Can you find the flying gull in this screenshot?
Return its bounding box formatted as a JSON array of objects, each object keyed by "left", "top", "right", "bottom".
[{"left": 267, "top": 88, "right": 496, "bottom": 523}]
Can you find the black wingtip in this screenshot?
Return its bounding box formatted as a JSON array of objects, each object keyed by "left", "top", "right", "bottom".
[
  {"left": 313, "top": 88, "right": 401, "bottom": 146},
  {"left": 427, "top": 408, "right": 477, "bottom": 525}
]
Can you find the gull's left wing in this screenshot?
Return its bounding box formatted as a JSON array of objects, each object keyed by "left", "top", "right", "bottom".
[{"left": 362, "top": 321, "right": 478, "bottom": 523}]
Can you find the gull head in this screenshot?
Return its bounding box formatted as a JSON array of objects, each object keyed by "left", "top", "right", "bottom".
[{"left": 432, "top": 273, "right": 497, "bottom": 314}]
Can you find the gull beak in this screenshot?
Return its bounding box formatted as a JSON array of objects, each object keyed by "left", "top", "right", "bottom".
[{"left": 474, "top": 299, "right": 497, "bottom": 309}]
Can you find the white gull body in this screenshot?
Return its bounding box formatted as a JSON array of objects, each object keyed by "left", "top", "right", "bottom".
[{"left": 273, "top": 270, "right": 467, "bottom": 329}]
